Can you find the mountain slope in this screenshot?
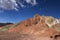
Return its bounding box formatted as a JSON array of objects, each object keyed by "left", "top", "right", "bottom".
[
  {"left": 8, "top": 14, "right": 60, "bottom": 36},
  {"left": 0, "top": 14, "right": 60, "bottom": 40}
]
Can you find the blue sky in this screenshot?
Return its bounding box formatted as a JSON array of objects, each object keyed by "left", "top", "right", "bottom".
[{"left": 0, "top": 0, "right": 60, "bottom": 23}]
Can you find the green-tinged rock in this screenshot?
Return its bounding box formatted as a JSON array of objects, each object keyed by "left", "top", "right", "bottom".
[{"left": 45, "top": 16, "right": 56, "bottom": 28}]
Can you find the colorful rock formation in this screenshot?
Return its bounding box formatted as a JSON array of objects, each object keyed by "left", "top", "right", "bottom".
[
  {"left": 8, "top": 14, "right": 60, "bottom": 36},
  {"left": 0, "top": 14, "right": 60, "bottom": 40}
]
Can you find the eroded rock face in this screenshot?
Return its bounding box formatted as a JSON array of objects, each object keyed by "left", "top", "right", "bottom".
[
  {"left": 8, "top": 14, "right": 60, "bottom": 36},
  {"left": 8, "top": 14, "right": 48, "bottom": 36},
  {"left": 55, "top": 35, "right": 60, "bottom": 40},
  {"left": 52, "top": 23, "right": 60, "bottom": 32},
  {"left": 0, "top": 14, "right": 60, "bottom": 40}
]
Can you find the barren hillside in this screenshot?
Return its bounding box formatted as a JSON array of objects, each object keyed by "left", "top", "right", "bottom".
[
  {"left": 0, "top": 14, "right": 60, "bottom": 40},
  {"left": 8, "top": 14, "right": 60, "bottom": 36}
]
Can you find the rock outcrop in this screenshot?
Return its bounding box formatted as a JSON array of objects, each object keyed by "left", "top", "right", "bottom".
[
  {"left": 0, "top": 14, "right": 60, "bottom": 40},
  {"left": 8, "top": 14, "right": 60, "bottom": 36}
]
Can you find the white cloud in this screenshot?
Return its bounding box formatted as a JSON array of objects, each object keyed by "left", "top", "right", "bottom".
[
  {"left": 25, "top": 0, "right": 31, "bottom": 4},
  {"left": 0, "top": 0, "right": 38, "bottom": 10},
  {"left": 32, "top": 0, "right": 37, "bottom": 5},
  {"left": 0, "top": 0, "right": 18, "bottom": 10},
  {"left": 17, "top": 0, "right": 25, "bottom": 8},
  {"left": 25, "top": 0, "right": 37, "bottom": 5}
]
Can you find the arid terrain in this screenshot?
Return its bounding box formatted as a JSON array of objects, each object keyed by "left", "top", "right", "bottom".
[{"left": 0, "top": 14, "right": 60, "bottom": 40}]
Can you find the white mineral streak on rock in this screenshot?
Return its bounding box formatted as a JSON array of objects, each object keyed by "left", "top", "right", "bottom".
[{"left": 45, "top": 16, "right": 60, "bottom": 28}]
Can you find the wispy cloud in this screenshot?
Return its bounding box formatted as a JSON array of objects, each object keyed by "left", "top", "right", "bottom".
[
  {"left": 25, "top": 0, "right": 37, "bottom": 5},
  {"left": 17, "top": 0, "right": 25, "bottom": 8},
  {"left": 32, "top": 0, "right": 38, "bottom": 5},
  {"left": 25, "top": 0, "right": 31, "bottom": 4},
  {"left": 0, "top": 0, "right": 18, "bottom": 10},
  {"left": 0, "top": 0, "right": 38, "bottom": 10}
]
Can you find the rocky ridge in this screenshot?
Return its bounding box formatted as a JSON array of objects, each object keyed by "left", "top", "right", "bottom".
[
  {"left": 8, "top": 14, "right": 60, "bottom": 36},
  {"left": 0, "top": 14, "right": 60, "bottom": 40}
]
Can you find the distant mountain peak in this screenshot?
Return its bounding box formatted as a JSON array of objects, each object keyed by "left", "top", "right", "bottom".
[{"left": 0, "top": 23, "right": 13, "bottom": 27}]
